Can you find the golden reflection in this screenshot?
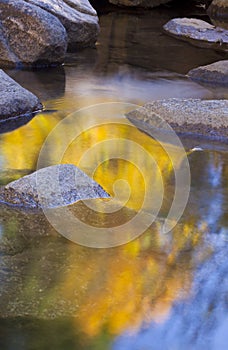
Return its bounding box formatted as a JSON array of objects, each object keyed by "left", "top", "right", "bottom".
[
  {"left": 0, "top": 110, "right": 184, "bottom": 216},
  {"left": 62, "top": 221, "right": 206, "bottom": 337},
  {"left": 0, "top": 203, "right": 213, "bottom": 339},
  {"left": 2, "top": 209, "right": 210, "bottom": 336},
  {"left": 3, "top": 218, "right": 205, "bottom": 338},
  {"left": 0, "top": 107, "right": 206, "bottom": 339},
  {"left": 0, "top": 114, "right": 60, "bottom": 170}
]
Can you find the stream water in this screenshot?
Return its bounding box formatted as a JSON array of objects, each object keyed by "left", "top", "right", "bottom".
[{"left": 0, "top": 4, "right": 228, "bottom": 350}]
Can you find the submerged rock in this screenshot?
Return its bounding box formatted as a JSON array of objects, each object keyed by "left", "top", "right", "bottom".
[
  {"left": 208, "top": 0, "right": 228, "bottom": 29},
  {"left": 0, "top": 164, "right": 110, "bottom": 209},
  {"left": 163, "top": 18, "right": 228, "bottom": 52},
  {"left": 127, "top": 98, "right": 228, "bottom": 141},
  {"left": 0, "top": 70, "right": 42, "bottom": 120},
  {"left": 109, "top": 0, "right": 170, "bottom": 7},
  {"left": 188, "top": 60, "right": 228, "bottom": 85},
  {"left": 25, "top": 0, "right": 99, "bottom": 50},
  {"left": 0, "top": 0, "right": 67, "bottom": 67}
]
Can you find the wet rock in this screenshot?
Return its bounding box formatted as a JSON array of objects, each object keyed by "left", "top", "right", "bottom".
[
  {"left": 0, "top": 0, "right": 67, "bottom": 67},
  {"left": 127, "top": 98, "right": 228, "bottom": 141},
  {"left": 25, "top": 0, "right": 99, "bottom": 50},
  {"left": 0, "top": 164, "right": 110, "bottom": 209},
  {"left": 163, "top": 18, "right": 228, "bottom": 52},
  {"left": 208, "top": 0, "right": 228, "bottom": 29},
  {"left": 109, "top": 0, "right": 170, "bottom": 7},
  {"left": 0, "top": 70, "right": 42, "bottom": 120},
  {"left": 188, "top": 60, "right": 228, "bottom": 85}
]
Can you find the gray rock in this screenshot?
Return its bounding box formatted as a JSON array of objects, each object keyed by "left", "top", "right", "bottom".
[
  {"left": 109, "top": 0, "right": 170, "bottom": 7},
  {"left": 188, "top": 60, "right": 228, "bottom": 85},
  {"left": 0, "top": 0, "right": 67, "bottom": 67},
  {"left": 127, "top": 98, "right": 228, "bottom": 141},
  {"left": 163, "top": 18, "right": 228, "bottom": 52},
  {"left": 0, "top": 69, "right": 42, "bottom": 120},
  {"left": 208, "top": 0, "right": 228, "bottom": 30},
  {"left": 0, "top": 164, "right": 110, "bottom": 209},
  {"left": 25, "top": 0, "right": 99, "bottom": 50}
]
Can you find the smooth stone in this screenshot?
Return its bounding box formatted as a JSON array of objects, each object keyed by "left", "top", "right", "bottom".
[
  {"left": 127, "top": 98, "right": 228, "bottom": 141},
  {"left": 208, "top": 0, "right": 228, "bottom": 29},
  {"left": 188, "top": 60, "right": 228, "bottom": 85},
  {"left": 0, "top": 70, "right": 42, "bottom": 120},
  {"left": 0, "top": 0, "right": 67, "bottom": 67},
  {"left": 25, "top": 0, "right": 99, "bottom": 50},
  {"left": 0, "top": 164, "right": 110, "bottom": 209},
  {"left": 163, "top": 18, "right": 228, "bottom": 52}
]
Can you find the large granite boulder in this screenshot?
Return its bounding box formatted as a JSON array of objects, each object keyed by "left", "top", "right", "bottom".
[
  {"left": 163, "top": 18, "right": 228, "bottom": 52},
  {"left": 127, "top": 99, "right": 228, "bottom": 141},
  {"left": 109, "top": 0, "right": 170, "bottom": 7},
  {"left": 208, "top": 0, "right": 228, "bottom": 29},
  {"left": 25, "top": 0, "right": 99, "bottom": 50},
  {"left": 188, "top": 60, "right": 228, "bottom": 85},
  {"left": 0, "top": 0, "right": 67, "bottom": 67},
  {"left": 0, "top": 164, "right": 110, "bottom": 209},
  {"left": 0, "top": 70, "right": 42, "bottom": 120}
]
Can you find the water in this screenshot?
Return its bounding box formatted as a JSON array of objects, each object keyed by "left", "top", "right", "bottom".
[{"left": 0, "top": 5, "right": 228, "bottom": 350}]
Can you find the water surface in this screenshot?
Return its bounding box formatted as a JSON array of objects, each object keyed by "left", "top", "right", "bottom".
[{"left": 0, "top": 6, "right": 228, "bottom": 350}]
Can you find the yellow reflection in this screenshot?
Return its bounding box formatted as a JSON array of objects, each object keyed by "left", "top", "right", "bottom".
[
  {"left": 64, "top": 221, "right": 205, "bottom": 337},
  {"left": 0, "top": 106, "right": 200, "bottom": 339},
  {"left": 0, "top": 108, "right": 184, "bottom": 214},
  {"left": 0, "top": 114, "right": 60, "bottom": 170}
]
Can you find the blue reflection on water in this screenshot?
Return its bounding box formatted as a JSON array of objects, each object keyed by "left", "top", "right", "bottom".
[{"left": 113, "top": 232, "right": 228, "bottom": 350}]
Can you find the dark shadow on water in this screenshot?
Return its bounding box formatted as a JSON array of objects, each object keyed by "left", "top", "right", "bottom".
[
  {"left": 0, "top": 317, "right": 111, "bottom": 350},
  {"left": 0, "top": 113, "right": 37, "bottom": 135},
  {"left": 5, "top": 66, "right": 66, "bottom": 102},
  {"left": 96, "top": 9, "right": 226, "bottom": 75}
]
